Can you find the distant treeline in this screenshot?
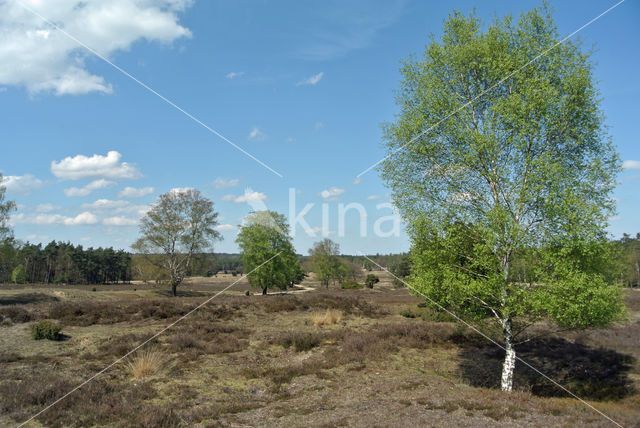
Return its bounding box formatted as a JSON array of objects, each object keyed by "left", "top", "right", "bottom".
[
  {"left": 0, "top": 239, "right": 131, "bottom": 285},
  {"left": 2, "top": 234, "right": 638, "bottom": 287}
]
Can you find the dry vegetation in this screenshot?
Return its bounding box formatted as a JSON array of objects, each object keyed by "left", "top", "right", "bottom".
[{"left": 0, "top": 273, "right": 638, "bottom": 427}]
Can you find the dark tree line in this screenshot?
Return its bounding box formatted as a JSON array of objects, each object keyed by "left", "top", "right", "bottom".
[{"left": 0, "top": 239, "right": 131, "bottom": 285}]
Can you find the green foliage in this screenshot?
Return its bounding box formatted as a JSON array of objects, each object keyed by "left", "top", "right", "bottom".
[
  {"left": 236, "top": 211, "right": 301, "bottom": 294},
  {"left": 133, "top": 189, "right": 222, "bottom": 296},
  {"left": 31, "top": 320, "right": 62, "bottom": 340},
  {"left": 379, "top": 5, "right": 624, "bottom": 390},
  {"left": 0, "top": 173, "right": 16, "bottom": 241},
  {"left": 365, "top": 274, "right": 380, "bottom": 289},
  {"left": 341, "top": 280, "right": 363, "bottom": 289},
  {"left": 11, "top": 264, "right": 25, "bottom": 284},
  {"left": 309, "top": 239, "right": 347, "bottom": 287}
]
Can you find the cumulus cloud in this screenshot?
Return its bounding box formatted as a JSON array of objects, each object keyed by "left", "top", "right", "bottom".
[
  {"left": 17, "top": 211, "right": 98, "bottom": 226},
  {"left": 35, "top": 203, "right": 59, "bottom": 213},
  {"left": 118, "top": 186, "right": 154, "bottom": 198},
  {"left": 213, "top": 178, "right": 239, "bottom": 189},
  {"left": 319, "top": 187, "right": 345, "bottom": 199},
  {"left": 296, "top": 72, "right": 324, "bottom": 86},
  {"left": 0, "top": 0, "right": 192, "bottom": 95},
  {"left": 169, "top": 187, "right": 194, "bottom": 195},
  {"left": 103, "top": 216, "right": 138, "bottom": 226},
  {"left": 225, "top": 71, "right": 244, "bottom": 79},
  {"left": 215, "top": 224, "right": 237, "bottom": 231},
  {"left": 51, "top": 151, "right": 141, "bottom": 180},
  {"left": 623, "top": 160, "right": 640, "bottom": 170},
  {"left": 82, "top": 198, "right": 131, "bottom": 210},
  {"left": 1, "top": 174, "right": 44, "bottom": 194},
  {"left": 248, "top": 127, "right": 266, "bottom": 141},
  {"left": 64, "top": 178, "right": 115, "bottom": 197},
  {"left": 234, "top": 191, "right": 267, "bottom": 204}
]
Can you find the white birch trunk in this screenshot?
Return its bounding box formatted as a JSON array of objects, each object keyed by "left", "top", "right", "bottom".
[{"left": 501, "top": 317, "right": 516, "bottom": 392}]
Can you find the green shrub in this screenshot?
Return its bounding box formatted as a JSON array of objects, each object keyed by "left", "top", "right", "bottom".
[
  {"left": 399, "top": 309, "right": 416, "bottom": 318},
  {"left": 341, "top": 280, "right": 363, "bottom": 289},
  {"left": 365, "top": 274, "right": 380, "bottom": 288},
  {"left": 31, "top": 320, "right": 62, "bottom": 340}
]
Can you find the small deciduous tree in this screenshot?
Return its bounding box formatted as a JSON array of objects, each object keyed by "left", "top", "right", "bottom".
[
  {"left": 365, "top": 274, "right": 379, "bottom": 289},
  {"left": 133, "top": 189, "right": 222, "bottom": 296},
  {"left": 236, "top": 211, "right": 301, "bottom": 295},
  {"left": 0, "top": 173, "right": 16, "bottom": 240},
  {"left": 380, "top": 7, "right": 624, "bottom": 392},
  {"left": 309, "top": 238, "right": 345, "bottom": 288}
]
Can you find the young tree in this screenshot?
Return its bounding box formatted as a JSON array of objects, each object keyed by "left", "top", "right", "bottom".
[
  {"left": 0, "top": 173, "right": 16, "bottom": 240},
  {"left": 380, "top": 7, "right": 624, "bottom": 392},
  {"left": 365, "top": 274, "right": 380, "bottom": 289},
  {"left": 236, "top": 211, "right": 301, "bottom": 295},
  {"left": 133, "top": 189, "right": 222, "bottom": 296},
  {"left": 308, "top": 238, "right": 345, "bottom": 288}
]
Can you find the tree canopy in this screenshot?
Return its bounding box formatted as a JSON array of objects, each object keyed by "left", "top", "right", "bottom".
[
  {"left": 133, "top": 189, "right": 221, "bottom": 296},
  {"left": 380, "top": 7, "right": 624, "bottom": 392},
  {"left": 236, "top": 211, "right": 302, "bottom": 295}
]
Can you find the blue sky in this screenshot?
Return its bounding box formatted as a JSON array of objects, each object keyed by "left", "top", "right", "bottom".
[{"left": 1, "top": 0, "right": 639, "bottom": 255}]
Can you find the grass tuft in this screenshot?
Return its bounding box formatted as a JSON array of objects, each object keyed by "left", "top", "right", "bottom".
[
  {"left": 312, "top": 309, "right": 342, "bottom": 326},
  {"left": 127, "top": 349, "right": 164, "bottom": 379}
]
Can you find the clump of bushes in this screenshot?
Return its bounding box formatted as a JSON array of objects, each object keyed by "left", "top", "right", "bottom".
[
  {"left": 341, "top": 280, "right": 363, "bottom": 289},
  {"left": 365, "top": 274, "right": 380, "bottom": 288},
  {"left": 31, "top": 320, "right": 62, "bottom": 340},
  {"left": 275, "top": 331, "right": 322, "bottom": 352}
]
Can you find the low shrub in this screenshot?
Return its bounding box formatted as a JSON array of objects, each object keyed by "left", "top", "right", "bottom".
[
  {"left": 341, "top": 280, "right": 363, "bottom": 289},
  {"left": 0, "top": 306, "right": 33, "bottom": 325},
  {"left": 399, "top": 309, "right": 416, "bottom": 318},
  {"left": 276, "top": 331, "right": 322, "bottom": 352},
  {"left": 31, "top": 320, "right": 62, "bottom": 340}
]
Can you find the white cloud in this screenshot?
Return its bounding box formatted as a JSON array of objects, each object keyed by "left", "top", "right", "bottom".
[
  {"left": 35, "top": 203, "right": 59, "bottom": 213},
  {"left": 0, "top": 0, "right": 192, "bottom": 95},
  {"left": 285, "top": 137, "right": 296, "bottom": 144},
  {"left": 215, "top": 224, "right": 237, "bottom": 231},
  {"left": 296, "top": 71, "right": 324, "bottom": 86},
  {"left": 319, "top": 187, "right": 345, "bottom": 199},
  {"left": 51, "top": 151, "right": 141, "bottom": 180},
  {"left": 367, "top": 195, "right": 380, "bottom": 200},
  {"left": 234, "top": 191, "right": 267, "bottom": 204},
  {"left": 352, "top": 177, "right": 361, "bottom": 185},
  {"left": 103, "top": 216, "right": 138, "bottom": 226},
  {"left": 82, "top": 198, "right": 130, "bottom": 210},
  {"left": 623, "top": 160, "right": 640, "bottom": 170},
  {"left": 169, "top": 187, "right": 193, "bottom": 195},
  {"left": 20, "top": 211, "right": 99, "bottom": 226},
  {"left": 226, "top": 71, "right": 244, "bottom": 79},
  {"left": 221, "top": 194, "right": 236, "bottom": 201},
  {"left": 1, "top": 174, "right": 44, "bottom": 194},
  {"left": 64, "top": 178, "right": 115, "bottom": 197},
  {"left": 248, "top": 127, "right": 266, "bottom": 141},
  {"left": 118, "top": 186, "right": 154, "bottom": 198},
  {"left": 213, "top": 178, "right": 239, "bottom": 189}
]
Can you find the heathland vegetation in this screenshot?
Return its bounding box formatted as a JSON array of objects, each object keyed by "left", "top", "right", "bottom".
[{"left": 0, "top": 4, "right": 639, "bottom": 426}]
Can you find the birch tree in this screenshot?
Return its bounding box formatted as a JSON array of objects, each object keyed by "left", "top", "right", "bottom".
[
  {"left": 380, "top": 7, "right": 624, "bottom": 392},
  {"left": 133, "top": 189, "right": 221, "bottom": 296},
  {"left": 0, "top": 173, "right": 16, "bottom": 240}
]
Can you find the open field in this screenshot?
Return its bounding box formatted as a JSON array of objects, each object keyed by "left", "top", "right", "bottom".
[{"left": 1, "top": 272, "right": 639, "bottom": 427}]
